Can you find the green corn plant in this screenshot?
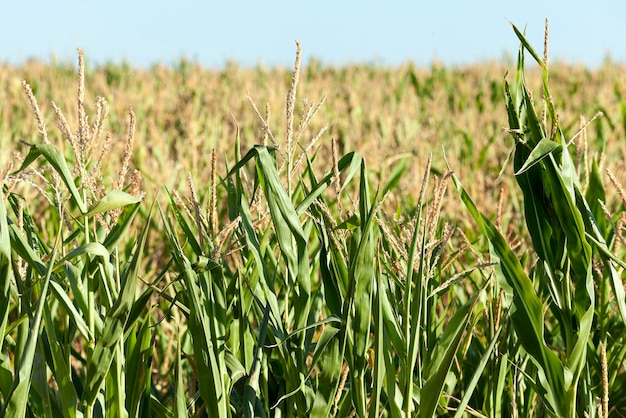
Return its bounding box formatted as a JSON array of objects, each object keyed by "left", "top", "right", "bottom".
[
  {"left": 4, "top": 156, "right": 150, "bottom": 416},
  {"left": 1, "top": 145, "right": 150, "bottom": 418},
  {"left": 161, "top": 209, "right": 233, "bottom": 417},
  {"left": 160, "top": 144, "right": 359, "bottom": 416},
  {"left": 0, "top": 52, "right": 154, "bottom": 418},
  {"left": 157, "top": 38, "right": 490, "bottom": 417},
  {"left": 159, "top": 120, "right": 480, "bottom": 417},
  {"left": 451, "top": 22, "right": 626, "bottom": 417}
]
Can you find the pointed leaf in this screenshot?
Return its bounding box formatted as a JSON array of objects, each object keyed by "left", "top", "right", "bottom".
[
  {"left": 514, "top": 138, "right": 561, "bottom": 175},
  {"left": 84, "top": 189, "right": 142, "bottom": 217},
  {"left": 13, "top": 143, "right": 87, "bottom": 213}
]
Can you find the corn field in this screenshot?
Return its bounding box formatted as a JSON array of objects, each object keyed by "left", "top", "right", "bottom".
[{"left": 1, "top": 22, "right": 626, "bottom": 417}]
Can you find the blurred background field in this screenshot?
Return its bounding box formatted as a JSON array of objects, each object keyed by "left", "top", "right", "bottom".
[{"left": 3, "top": 57, "right": 626, "bottom": 232}]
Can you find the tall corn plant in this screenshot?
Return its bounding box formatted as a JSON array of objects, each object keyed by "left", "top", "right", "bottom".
[
  {"left": 164, "top": 145, "right": 482, "bottom": 417},
  {"left": 162, "top": 144, "right": 360, "bottom": 417},
  {"left": 452, "top": 22, "right": 626, "bottom": 417},
  {"left": 0, "top": 51, "right": 153, "bottom": 418},
  {"left": 162, "top": 42, "right": 484, "bottom": 417}
]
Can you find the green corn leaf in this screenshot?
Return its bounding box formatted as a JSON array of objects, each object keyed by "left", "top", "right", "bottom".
[
  {"left": 453, "top": 319, "right": 503, "bottom": 418},
  {"left": 162, "top": 210, "right": 229, "bottom": 417},
  {"left": 237, "top": 197, "right": 287, "bottom": 343},
  {"left": 55, "top": 242, "right": 110, "bottom": 269},
  {"left": 509, "top": 21, "right": 546, "bottom": 70},
  {"left": 309, "top": 329, "right": 343, "bottom": 418},
  {"left": 349, "top": 161, "right": 378, "bottom": 417},
  {"left": 266, "top": 316, "right": 342, "bottom": 350},
  {"left": 369, "top": 265, "right": 385, "bottom": 418},
  {"left": 420, "top": 294, "right": 477, "bottom": 418},
  {"left": 514, "top": 138, "right": 561, "bottom": 175},
  {"left": 0, "top": 191, "right": 12, "bottom": 355},
  {"left": 42, "top": 302, "right": 78, "bottom": 418},
  {"left": 243, "top": 306, "right": 270, "bottom": 418},
  {"left": 125, "top": 314, "right": 153, "bottom": 418},
  {"left": 317, "top": 217, "right": 346, "bottom": 316},
  {"left": 82, "top": 207, "right": 152, "bottom": 407},
  {"left": 3, "top": 235, "right": 57, "bottom": 418},
  {"left": 254, "top": 146, "right": 311, "bottom": 298},
  {"left": 296, "top": 151, "right": 362, "bottom": 216},
  {"left": 174, "top": 330, "right": 188, "bottom": 418},
  {"left": 84, "top": 189, "right": 142, "bottom": 217},
  {"left": 402, "top": 164, "right": 430, "bottom": 416},
  {"left": 519, "top": 82, "right": 546, "bottom": 148},
  {"left": 165, "top": 189, "right": 202, "bottom": 256},
  {"left": 451, "top": 171, "right": 566, "bottom": 416},
  {"left": 54, "top": 241, "right": 117, "bottom": 306},
  {"left": 12, "top": 143, "right": 88, "bottom": 213},
  {"left": 378, "top": 273, "right": 406, "bottom": 359},
  {"left": 8, "top": 221, "right": 47, "bottom": 276},
  {"left": 582, "top": 215, "right": 626, "bottom": 324},
  {"left": 306, "top": 319, "right": 342, "bottom": 378},
  {"left": 102, "top": 201, "right": 142, "bottom": 251},
  {"left": 62, "top": 262, "right": 104, "bottom": 334},
  {"left": 544, "top": 157, "right": 591, "bottom": 280},
  {"left": 31, "top": 348, "right": 58, "bottom": 417},
  {"left": 105, "top": 343, "right": 127, "bottom": 418},
  {"left": 381, "top": 157, "right": 407, "bottom": 196},
  {"left": 513, "top": 157, "right": 556, "bottom": 268},
  {"left": 309, "top": 218, "right": 348, "bottom": 416},
  {"left": 49, "top": 280, "right": 91, "bottom": 340},
  {"left": 585, "top": 158, "right": 608, "bottom": 237}
]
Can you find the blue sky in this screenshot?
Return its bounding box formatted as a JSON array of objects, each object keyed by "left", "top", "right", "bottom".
[{"left": 2, "top": 1, "right": 625, "bottom": 68}]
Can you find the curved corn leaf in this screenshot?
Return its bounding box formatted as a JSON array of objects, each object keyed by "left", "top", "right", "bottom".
[
  {"left": 349, "top": 161, "right": 377, "bottom": 417},
  {"left": 12, "top": 143, "right": 88, "bottom": 213},
  {"left": 451, "top": 172, "right": 566, "bottom": 416},
  {"left": 514, "top": 138, "right": 561, "bottom": 175},
  {"left": 82, "top": 206, "right": 152, "bottom": 407},
  {"left": 420, "top": 294, "right": 477, "bottom": 418},
  {"left": 42, "top": 300, "right": 78, "bottom": 418},
  {"left": 102, "top": 201, "right": 142, "bottom": 251},
  {"left": 49, "top": 280, "right": 91, "bottom": 339},
  {"left": 3, "top": 237, "right": 57, "bottom": 418},
  {"left": 453, "top": 320, "right": 503, "bottom": 418},
  {"left": 0, "top": 191, "right": 11, "bottom": 355},
  {"left": 125, "top": 314, "right": 153, "bottom": 418},
  {"left": 509, "top": 21, "right": 546, "bottom": 69},
  {"left": 296, "top": 151, "right": 362, "bottom": 216},
  {"left": 84, "top": 189, "right": 142, "bottom": 217}
]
